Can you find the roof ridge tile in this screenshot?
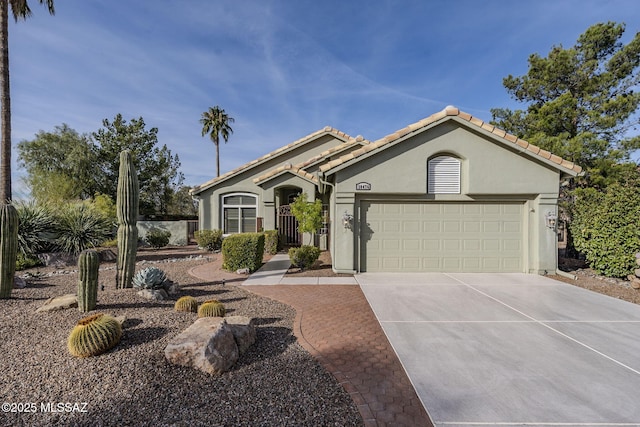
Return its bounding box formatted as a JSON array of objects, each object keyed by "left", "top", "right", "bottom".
[
  {"left": 320, "top": 105, "right": 582, "bottom": 175},
  {"left": 192, "top": 126, "right": 353, "bottom": 193},
  {"left": 198, "top": 106, "right": 583, "bottom": 193}
]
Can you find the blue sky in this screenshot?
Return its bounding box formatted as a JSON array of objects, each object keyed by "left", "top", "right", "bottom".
[{"left": 7, "top": 0, "right": 640, "bottom": 199}]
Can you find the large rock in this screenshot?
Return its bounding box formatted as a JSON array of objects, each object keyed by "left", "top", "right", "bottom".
[
  {"left": 13, "top": 277, "right": 26, "bottom": 289},
  {"left": 137, "top": 289, "right": 169, "bottom": 301},
  {"left": 98, "top": 249, "right": 117, "bottom": 262},
  {"left": 164, "top": 317, "right": 239, "bottom": 375},
  {"left": 164, "top": 281, "right": 180, "bottom": 295},
  {"left": 225, "top": 316, "right": 256, "bottom": 354},
  {"left": 36, "top": 294, "right": 78, "bottom": 313},
  {"left": 37, "top": 252, "right": 76, "bottom": 267}
]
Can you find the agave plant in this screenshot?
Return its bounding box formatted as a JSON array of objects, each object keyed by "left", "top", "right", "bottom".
[
  {"left": 15, "top": 200, "right": 57, "bottom": 256},
  {"left": 132, "top": 267, "right": 168, "bottom": 290},
  {"left": 54, "top": 203, "right": 113, "bottom": 255}
]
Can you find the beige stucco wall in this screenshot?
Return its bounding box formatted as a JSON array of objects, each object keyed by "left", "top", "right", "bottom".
[
  {"left": 334, "top": 122, "right": 560, "bottom": 196},
  {"left": 328, "top": 121, "right": 563, "bottom": 274},
  {"left": 258, "top": 173, "right": 318, "bottom": 230},
  {"left": 194, "top": 118, "right": 569, "bottom": 275},
  {"left": 138, "top": 220, "right": 190, "bottom": 246}
]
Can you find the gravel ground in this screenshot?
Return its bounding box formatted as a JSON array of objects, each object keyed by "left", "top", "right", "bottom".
[
  {"left": 552, "top": 269, "right": 640, "bottom": 304},
  {"left": 552, "top": 255, "right": 640, "bottom": 304},
  {"left": 0, "top": 248, "right": 363, "bottom": 427}
]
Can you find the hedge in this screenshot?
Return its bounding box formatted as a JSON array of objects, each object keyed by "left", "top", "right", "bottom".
[
  {"left": 264, "top": 230, "right": 279, "bottom": 255},
  {"left": 222, "top": 233, "right": 265, "bottom": 272},
  {"left": 288, "top": 245, "right": 321, "bottom": 270},
  {"left": 570, "top": 183, "right": 640, "bottom": 278},
  {"left": 194, "top": 229, "right": 223, "bottom": 251}
]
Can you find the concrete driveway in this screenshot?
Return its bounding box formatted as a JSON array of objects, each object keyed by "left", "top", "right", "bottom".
[{"left": 357, "top": 272, "right": 640, "bottom": 426}]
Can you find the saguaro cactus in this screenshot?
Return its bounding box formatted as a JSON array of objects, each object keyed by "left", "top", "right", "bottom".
[
  {"left": 78, "top": 249, "right": 99, "bottom": 312},
  {"left": 0, "top": 204, "right": 18, "bottom": 299},
  {"left": 116, "top": 150, "right": 139, "bottom": 289}
]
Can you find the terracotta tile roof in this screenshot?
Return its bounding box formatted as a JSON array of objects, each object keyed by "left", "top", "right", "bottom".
[
  {"left": 254, "top": 135, "right": 369, "bottom": 184},
  {"left": 190, "top": 126, "right": 353, "bottom": 194},
  {"left": 253, "top": 163, "right": 319, "bottom": 185},
  {"left": 319, "top": 106, "right": 583, "bottom": 175}
]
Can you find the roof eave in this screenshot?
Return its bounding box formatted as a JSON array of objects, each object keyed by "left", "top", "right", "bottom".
[
  {"left": 254, "top": 169, "right": 319, "bottom": 186},
  {"left": 321, "top": 111, "right": 582, "bottom": 177},
  {"left": 190, "top": 127, "right": 352, "bottom": 195}
]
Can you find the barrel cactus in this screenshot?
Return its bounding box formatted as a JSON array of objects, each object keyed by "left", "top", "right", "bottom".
[
  {"left": 197, "top": 299, "right": 226, "bottom": 318},
  {"left": 174, "top": 295, "right": 198, "bottom": 313},
  {"left": 67, "top": 313, "right": 122, "bottom": 357},
  {"left": 77, "top": 249, "right": 100, "bottom": 312},
  {"left": 0, "top": 204, "right": 18, "bottom": 299},
  {"left": 116, "top": 150, "right": 139, "bottom": 289},
  {"left": 132, "top": 267, "right": 168, "bottom": 290}
]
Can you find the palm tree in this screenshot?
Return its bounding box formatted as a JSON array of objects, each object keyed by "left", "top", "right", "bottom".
[
  {"left": 0, "top": 0, "right": 55, "bottom": 202},
  {"left": 200, "top": 106, "right": 234, "bottom": 177}
]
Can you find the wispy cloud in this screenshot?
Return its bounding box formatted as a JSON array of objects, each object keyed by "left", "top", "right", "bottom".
[{"left": 5, "top": 0, "right": 639, "bottom": 195}]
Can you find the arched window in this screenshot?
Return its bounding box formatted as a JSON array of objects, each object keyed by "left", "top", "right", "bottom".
[
  {"left": 222, "top": 193, "right": 257, "bottom": 234},
  {"left": 428, "top": 155, "right": 461, "bottom": 194}
]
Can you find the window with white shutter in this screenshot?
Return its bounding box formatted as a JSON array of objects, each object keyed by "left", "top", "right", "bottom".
[
  {"left": 222, "top": 193, "right": 257, "bottom": 234},
  {"left": 428, "top": 156, "right": 460, "bottom": 194}
]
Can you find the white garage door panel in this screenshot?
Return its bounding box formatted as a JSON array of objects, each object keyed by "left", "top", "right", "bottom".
[{"left": 361, "top": 202, "right": 524, "bottom": 272}]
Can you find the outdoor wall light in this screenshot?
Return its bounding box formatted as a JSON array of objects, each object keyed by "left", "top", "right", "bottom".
[
  {"left": 545, "top": 211, "right": 557, "bottom": 230},
  {"left": 342, "top": 211, "right": 354, "bottom": 229}
]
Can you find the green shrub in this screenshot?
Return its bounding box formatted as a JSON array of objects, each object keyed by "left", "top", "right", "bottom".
[
  {"left": 194, "top": 229, "right": 223, "bottom": 251},
  {"left": 264, "top": 230, "right": 279, "bottom": 255},
  {"left": 91, "top": 193, "right": 117, "bottom": 227},
  {"left": 570, "top": 183, "right": 640, "bottom": 278},
  {"left": 54, "top": 203, "right": 113, "bottom": 255},
  {"left": 288, "top": 245, "right": 321, "bottom": 270},
  {"left": 102, "top": 238, "right": 118, "bottom": 247},
  {"left": 16, "top": 253, "right": 42, "bottom": 271},
  {"left": 15, "top": 200, "right": 57, "bottom": 256},
  {"left": 145, "top": 228, "right": 171, "bottom": 249},
  {"left": 222, "top": 233, "right": 265, "bottom": 272}
]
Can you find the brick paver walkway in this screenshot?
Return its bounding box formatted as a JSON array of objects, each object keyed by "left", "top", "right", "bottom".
[{"left": 243, "top": 284, "right": 433, "bottom": 427}]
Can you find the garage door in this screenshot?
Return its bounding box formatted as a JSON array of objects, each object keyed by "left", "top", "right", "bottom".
[{"left": 360, "top": 202, "right": 524, "bottom": 272}]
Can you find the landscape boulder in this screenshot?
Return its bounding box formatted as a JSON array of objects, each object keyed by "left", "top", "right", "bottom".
[
  {"left": 164, "top": 317, "right": 239, "bottom": 375},
  {"left": 632, "top": 253, "right": 640, "bottom": 289},
  {"left": 164, "top": 280, "right": 180, "bottom": 295},
  {"left": 37, "top": 252, "right": 77, "bottom": 267},
  {"left": 13, "top": 277, "right": 26, "bottom": 289},
  {"left": 225, "top": 316, "right": 256, "bottom": 354},
  {"left": 36, "top": 294, "right": 78, "bottom": 313},
  {"left": 137, "top": 289, "right": 169, "bottom": 301}
]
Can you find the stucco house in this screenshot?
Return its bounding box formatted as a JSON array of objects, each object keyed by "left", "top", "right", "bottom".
[{"left": 190, "top": 106, "right": 581, "bottom": 274}]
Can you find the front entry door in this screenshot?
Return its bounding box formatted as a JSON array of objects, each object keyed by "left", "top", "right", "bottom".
[{"left": 278, "top": 205, "right": 301, "bottom": 246}]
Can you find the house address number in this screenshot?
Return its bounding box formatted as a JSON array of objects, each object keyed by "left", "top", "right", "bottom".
[{"left": 356, "top": 182, "right": 371, "bottom": 191}]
